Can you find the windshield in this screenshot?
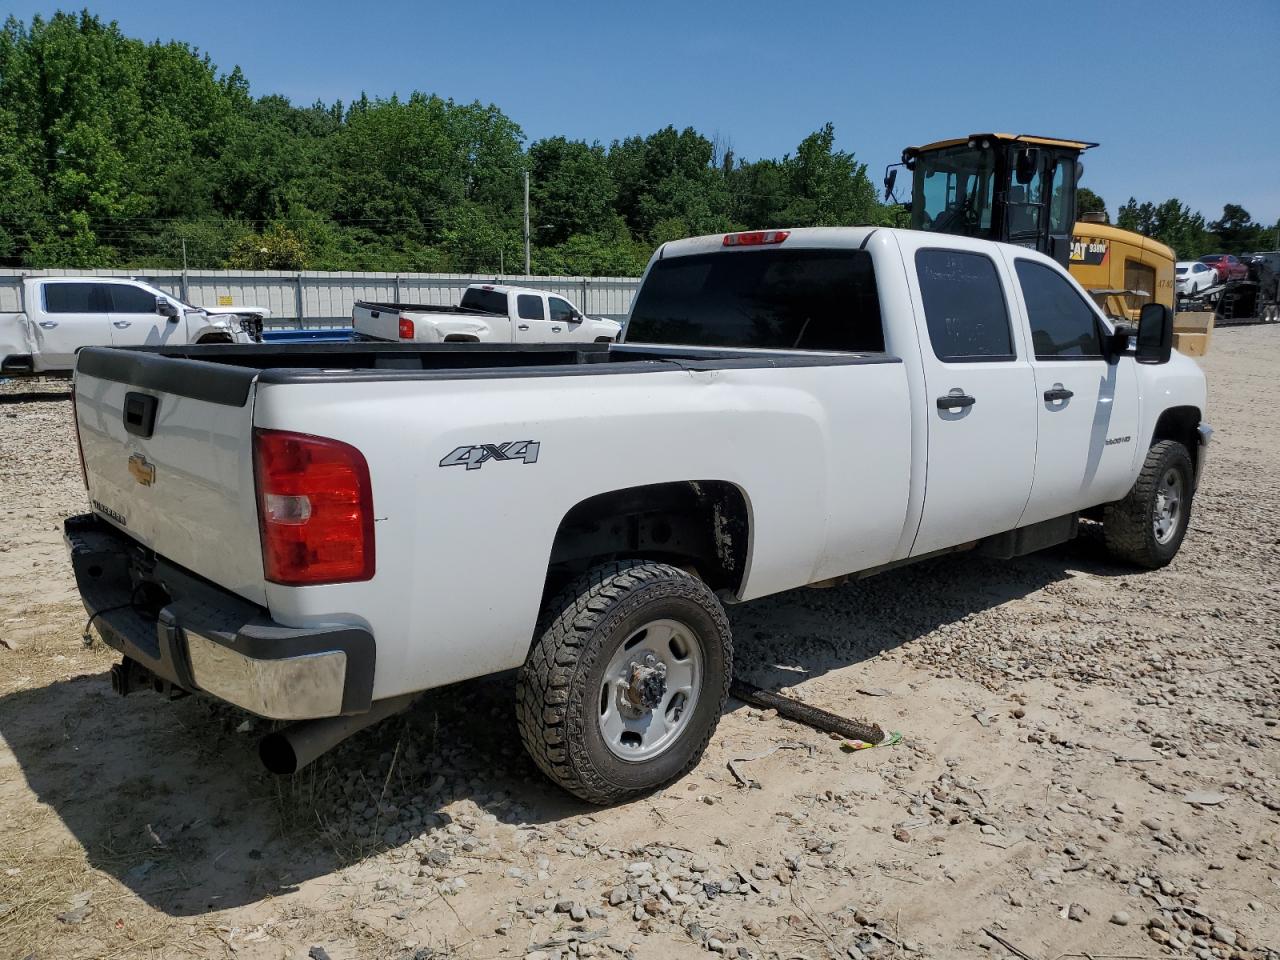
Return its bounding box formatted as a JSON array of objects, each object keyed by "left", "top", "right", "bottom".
[
  {"left": 625, "top": 248, "right": 884, "bottom": 352},
  {"left": 910, "top": 146, "right": 997, "bottom": 238}
]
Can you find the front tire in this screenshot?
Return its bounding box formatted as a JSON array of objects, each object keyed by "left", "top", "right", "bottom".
[
  {"left": 516, "top": 561, "right": 732, "bottom": 804},
  {"left": 1103, "top": 440, "right": 1195, "bottom": 568}
]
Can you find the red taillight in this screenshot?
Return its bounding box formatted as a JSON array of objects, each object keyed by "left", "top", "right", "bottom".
[
  {"left": 398, "top": 316, "right": 415, "bottom": 339},
  {"left": 723, "top": 230, "right": 790, "bottom": 247},
  {"left": 253, "top": 429, "right": 375, "bottom": 585},
  {"left": 72, "top": 387, "right": 88, "bottom": 489}
]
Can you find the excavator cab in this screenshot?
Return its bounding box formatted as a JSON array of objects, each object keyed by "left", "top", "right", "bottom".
[{"left": 886, "top": 134, "right": 1097, "bottom": 269}]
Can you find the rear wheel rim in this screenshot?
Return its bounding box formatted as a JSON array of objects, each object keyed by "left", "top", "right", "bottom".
[
  {"left": 598, "top": 618, "right": 703, "bottom": 762},
  {"left": 1153, "top": 467, "right": 1185, "bottom": 545}
]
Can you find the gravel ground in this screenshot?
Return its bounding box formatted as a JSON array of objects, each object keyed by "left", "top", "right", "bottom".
[{"left": 0, "top": 328, "right": 1277, "bottom": 960}]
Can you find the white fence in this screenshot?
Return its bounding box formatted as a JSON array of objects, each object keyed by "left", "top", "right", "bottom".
[{"left": 0, "top": 269, "right": 642, "bottom": 329}]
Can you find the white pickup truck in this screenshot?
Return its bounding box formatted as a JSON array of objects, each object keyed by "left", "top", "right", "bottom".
[
  {"left": 1, "top": 277, "right": 263, "bottom": 377},
  {"left": 352, "top": 283, "right": 621, "bottom": 344},
  {"left": 66, "top": 227, "right": 1209, "bottom": 803}
]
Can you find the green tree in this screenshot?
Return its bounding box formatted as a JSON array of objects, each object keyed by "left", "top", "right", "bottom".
[
  {"left": 1077, "top": 187, "right": 1107, "bottom": 221},
  {"left": 225, "top": 223, "right": 309, "bottom": 269}
]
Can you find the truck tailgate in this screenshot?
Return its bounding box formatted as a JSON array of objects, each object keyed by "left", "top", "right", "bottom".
[
  {"left": 351, "top": 302, "right": 401, "bottom": 342},
  {"left": 74, "top": 348, "right": 267, "bottom": 606}
]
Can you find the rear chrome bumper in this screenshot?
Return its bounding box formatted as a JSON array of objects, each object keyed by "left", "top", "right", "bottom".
[{"left": 64, "top": 514, "right": 374, "bottom": 720}]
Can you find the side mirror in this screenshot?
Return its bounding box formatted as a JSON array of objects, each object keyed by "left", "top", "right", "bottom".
[
  {"left": 1135, "top": 304, "right": 1173, "bottom": 364},
  {"left": 883, "top": 167, "right": 897, "bottom": 201},
  {"left": 1015, "top": 147, "right": 1040, "bottom": 186},
  {"left": 156, "top": 297, "right": 179, "bottom": 319}
]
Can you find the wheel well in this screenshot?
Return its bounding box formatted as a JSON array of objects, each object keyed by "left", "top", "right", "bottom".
[
  {"left": 543, "top": 481, "right": 750, "bottom": 603},
  {"left": 443, "top": 334, "right": 480, "bottom": 343},
  {"left": 1152, "top": 405, "right": 1202, "bottom": 474},
  {"left": 196, "top": 333, "right": 233, "bottom": 345}
]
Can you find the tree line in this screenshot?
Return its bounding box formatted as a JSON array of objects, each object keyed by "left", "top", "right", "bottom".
[
  {"left": 0, "top": 11, "right": 894, "bottom": 276},
  {"left": 1, "top": 12, "right": 1273, "bottom": 277}
]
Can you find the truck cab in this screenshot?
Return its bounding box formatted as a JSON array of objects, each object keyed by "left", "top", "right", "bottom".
[{"left": 352, "top": 283, "right": 621, "bottom": 344}]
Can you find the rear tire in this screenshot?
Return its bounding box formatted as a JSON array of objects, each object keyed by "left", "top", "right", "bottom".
[
  {"left": 1102, "top": 440, "right": 1195, "bottom": 569},
  {"left": 516, "top": 561, "right": 732, "bottom": 804}
]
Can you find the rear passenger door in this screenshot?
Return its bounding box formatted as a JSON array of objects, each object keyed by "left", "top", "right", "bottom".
[
  {"left": 34, "top": 281, "right": 113, "bottom": 371},
  {"left": 908, "top": 247, "right": 1038, "bottom": 556},
  {"left": 1008, "top": 256, "right": 1139, "bottom": 523},
  {"left": 513, "top": 293, "right": 557, "bottom": 342},
  {"left": 107, "top": 282, "right": 176, "bottom": 348}
]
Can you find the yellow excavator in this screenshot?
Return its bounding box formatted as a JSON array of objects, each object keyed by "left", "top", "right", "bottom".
[{"left": 884, "top": 134, "right": 1176, "bottom": 327}]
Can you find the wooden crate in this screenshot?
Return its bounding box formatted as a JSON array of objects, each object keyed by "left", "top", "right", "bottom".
[{"left": 1174, "top": 310, "right": 1214, "bottom": 356}]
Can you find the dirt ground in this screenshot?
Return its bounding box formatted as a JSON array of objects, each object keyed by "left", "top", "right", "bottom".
[{"left": 1, "top": 327, "right": 1277, "bottom": 960}]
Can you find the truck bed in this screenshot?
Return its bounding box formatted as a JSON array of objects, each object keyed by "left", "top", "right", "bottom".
[
  {"left": 353, "top": 300, "right": 493, "bottom": 315},
  {"left": 77, "top": 341, "right": 891, "bottom": 397}
]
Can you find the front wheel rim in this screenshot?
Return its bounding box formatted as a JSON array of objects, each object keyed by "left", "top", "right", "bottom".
[
  {"left": 598, "top": 618, "right": 703, "bottom": 762},
  {"left": 1153, "top": 467, "right": 1185, "bottom": 545}
]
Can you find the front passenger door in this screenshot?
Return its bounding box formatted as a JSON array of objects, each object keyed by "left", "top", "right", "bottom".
[
  {"left": 547, "top": 296, "right": 579, "bottom": 340},
  {"left": 107, "top": 283, "right": 177, "bottom": 347},
  {"left": 1011, "top": 257, "right": 1138, "bottom": 524}
]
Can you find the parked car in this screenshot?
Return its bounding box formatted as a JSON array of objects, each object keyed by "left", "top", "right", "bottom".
[
  {"left": 353, "top": 283, "right": 620, "bottom": 344},
  {"left": 65, "top": 227, "right": 1209, "bottom": 803},
  {"left": 1198, "top": 254, "right": 1248, "bottom": 283},
  {"left": 1175, "top": 260, "right": 1217, "bottom": 297},
  {"left": 1, "top": 277, "right": 262, "bottom": 376}
]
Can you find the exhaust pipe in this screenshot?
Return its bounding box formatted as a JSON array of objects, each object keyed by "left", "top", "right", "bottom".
[{"left": 259, "top": 694, "right": 417, "bottom": 775}]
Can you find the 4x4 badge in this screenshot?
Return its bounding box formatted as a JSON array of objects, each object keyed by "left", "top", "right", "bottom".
[{"left": 440, "top": 441, "right": 540, "bottom": 471}]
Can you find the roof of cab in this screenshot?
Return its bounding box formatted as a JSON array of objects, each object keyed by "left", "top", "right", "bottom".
[{"left": 905, "top": 133, "right": 1099, "bottom": 155}]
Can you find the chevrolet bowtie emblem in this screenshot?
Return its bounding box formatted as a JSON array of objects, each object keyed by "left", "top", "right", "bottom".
[{"left": 128, "top": 452, "right": 156, "bottom": 487}]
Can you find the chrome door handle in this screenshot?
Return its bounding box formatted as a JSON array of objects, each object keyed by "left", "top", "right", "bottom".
[
  {"left": 551, "top": 326, "right": 562, "bottom": 333},
  {"left": 517, "top": 323, "right": 529, "bottom": 331},
  {"left": 936, "top": 393, "right": 976, "bottom": 410},
  {"left": 1043, "top": 386, "right": 1074, "bottom": 402},
  {"left": 113, "top": 320, "right": 131, "bottom": 328},
  {"left": 38, "top": 320, "right": 57, "bottom": 328}
]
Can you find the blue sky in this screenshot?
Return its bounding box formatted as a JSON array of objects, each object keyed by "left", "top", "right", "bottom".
[{"left": 17, "top": 0, "right": 1280, "bottom": 226}]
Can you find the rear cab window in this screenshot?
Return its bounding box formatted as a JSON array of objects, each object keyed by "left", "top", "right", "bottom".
[
  {"left": 460, "top": 288, "right": 509, "bottom": 316},
  {"left": 626, "top": 248, "right": 884, "bottom": 352},
  {"left": 914, "top": 250, "right": 1014, "bottom": 362}
]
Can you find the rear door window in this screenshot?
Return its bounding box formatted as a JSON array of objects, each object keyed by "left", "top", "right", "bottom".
[
  {"left": 516, "top": 294, "right": 545, "bottom": 321},
  {"left": 43, "top": 283, "right": 111, "bottom": 314},
  {"left": 1014, "top": 259, "right": 1103, "bottom": 358},
  {"left": 626, "top": 248, "right": 884, "bottom": 352},
  {"left": 915, "top": 250, "right": 1014, "bottom": 361}
]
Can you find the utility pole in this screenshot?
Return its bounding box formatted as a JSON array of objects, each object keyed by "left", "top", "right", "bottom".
[
  {"left": 180, "top": 238, "right": 189, "bottom": 302},
  {"left": 523, "top": 171, "right": 531, "bottom": 276}
]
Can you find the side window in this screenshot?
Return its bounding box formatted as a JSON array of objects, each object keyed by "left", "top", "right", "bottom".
[
  {"left": 109, "top": 284, "right": 161, "bottom": 313},
  {"left": 548, "top": 297, "right": 576, "bottom": 322},
  {"left": 1014, "top": 259, "right": 1103, "bottom": 359},
  {"left": 516, "top": 294, "right": 545, "bottom": 321},
  {"left": 915, "top": 249, "right": 1015, "bottom": 362},
  {"left": 43, "top": 283, "right": 111, "bottom": 314},
  {"left": 1047, "top": 160, "right": 1074, "bottom": 234}
]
